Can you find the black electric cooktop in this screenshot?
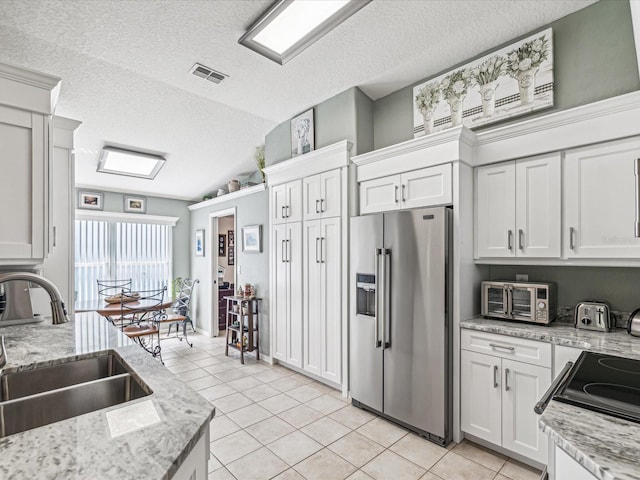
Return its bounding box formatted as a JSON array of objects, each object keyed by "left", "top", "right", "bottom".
[{"left": 553, "top": 351, "right": 640, "bottom": 424}]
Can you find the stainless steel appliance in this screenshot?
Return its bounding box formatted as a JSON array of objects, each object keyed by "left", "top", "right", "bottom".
[
  {"left": 349, "top": 206, "right": 452, "bottom": 446},
  {"left": 627, "top": 308, "right": 640, "bottom": 337},
  {"left": 574, "top": 301, "right": 611, "bottom": 332},
  {"left": 481, "top": 281, "right": 555, "bottom": 324}
]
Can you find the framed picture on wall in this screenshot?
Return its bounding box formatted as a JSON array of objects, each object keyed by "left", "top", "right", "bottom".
[
  {"left": 124, "top": 195, "right": 147, "bottom": 213},
  {"left": 195, "top": 229, "right": 205, "bottom": 257},
  {"left": 242, "top": 225, "right": 262, "bottom": 253},
  {"left": 228, "top": 230, "right": 235, "bottom": 265},
  {"left": 78, "top": 191, "right": 104, "bottom": 210},
  {"left": 218, "top": 234, "right": 226, "bottom": 256}
]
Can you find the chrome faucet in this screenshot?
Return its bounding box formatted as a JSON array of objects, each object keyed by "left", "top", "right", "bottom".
[{"left": 0, "top": 272, "right": 70, "bottom": 325}]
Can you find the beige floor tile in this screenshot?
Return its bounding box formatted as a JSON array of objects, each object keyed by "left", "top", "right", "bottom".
[
  {"left": 294, "top": 448, "right": 357, "bottom": 480},
  {"left": 210, "top": 430, "right": 261, "bottom": 464},
  {"left": 430, "top": 451, "right": 495, "bottom": 480},
  {"left": 204, "top": 362, "right": 238, "bottom": 375},
  {"left": 214, "top": 368, "right": 247, "bottom": 382},
  {"left": 257, "top": 369, "right": 291, "bottom": 384},
  {"left": 495, "top": 475, "right": 510, "bottom": 480},
  {"left": 181, "top": 350, "right": 213, "bottom": 361},
  {"left": 419, "top": 473, "right": 444, "bottom": 480},
  {"left": 362, "top": 450, "right": 425, "bottom": 480},
  {"left": 211, "top": 392, "right": 253, "bottom": 414},
  {"left": 187, "top": 375, "right": 223, "bottom": 391},
  {"left": 193, "top": 356, "right": 223, "bottom": 368},
  {"left": 167, "top": 361, "right": 198, "bottom": 374},
  {"left": 389, "top": 434, "right": 448, "bottom": 470},
  {"left": 267, "top": 430, "right": 323, "bottom": 466},
  {"left": 278, "top": 404, "right": 325, "bottom": 429},
  {"left": 227, "top": 403, "right": 272, "bottom": 428},
  {"left": 285, "top": 384, "right": 327, "bottom": 402},
  {"left": 259, "top": 393, "right": 301, "bottom": 414},
  {"left": 301, "top": 416, "right": 351, "bottom": 446},
  {"left": 346, "top": 471, "right": 374, "bottom": 480},
  {"left": 329, "top": 405, "right": 377, "bottom": 430},
  {"left": 208, "top": 453, "right": 222, "bottom": 472},
  {"left": 209, "top": 415, "right": 241, "bottom": 442},
  {"left": 225, "top": 375, "right": 263, "bottom": 391},
  {"left": 179, "top": 368, "right": 210, "bottom": 382},
  {"left": 199, "top": 384, "right": 237, "bottom": 402},
  {"left": 306, "top": 393, "right": 348, "bottom": 415},
  {"left": 452, "top": 440, "right": 507, "bottom": 472},
  {"left": 288, "top": 372, "right": 316, "bottom": 385},
  {"left": 356, "top": 417, "right": 407, "bottom": 447},
  {"left": 499, "top": 459, "right": 542, "bottom": 480},
  {"left": 273, "top": 468, "right": 305, "bottom": 480},
  {"left": 242, "top": 363, "right": 271, "bottom": 375},
  {"left": 270, "top": 375, "right": 308, "bottom": 392},
  {"left": 226, "top": 446, "right": 288, "bottom": 480},
  {"left": 328, "top": 431, "right": 385, "bottom": 467},
  {"left": 208, "top": 467, "right": 235, "bottom": 480},
  {"left": 246, "top": 416, "right": 295, "bottom": 445},
  {"left": 243, "top": 383, "right": 281, "bottom": 402},
  {"left": 163, "top": 357, "right": 192, "bottom": 367}
]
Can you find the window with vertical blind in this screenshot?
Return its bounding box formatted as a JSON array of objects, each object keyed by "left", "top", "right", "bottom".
[{"left": 74, "top": 212, "right": 178, "bottom": 304}]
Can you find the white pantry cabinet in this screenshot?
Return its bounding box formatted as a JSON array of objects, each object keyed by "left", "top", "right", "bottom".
[
  {"left": 359, "top": 163, "right": 452, "bottom": 214},
  {"left": 461, "top": 329, "right": 551, "bottom": 464},
  {"left": 303, "top": 169, "right": 341, "bottom": 220},
  {"left": 271, "top": 180, "right": 302, "bottom": 225},
  {"left": 475, "top": 153, "right": 561, "bottom": 258},
  {"left": 303, "top": 217, "right": 342, "bottom": 383},
  {"left": 271, "top": 222, "right": 303, "bottom": 368},
  {"left": 564, "top": 136, "right": 640, "bottom": 258}
]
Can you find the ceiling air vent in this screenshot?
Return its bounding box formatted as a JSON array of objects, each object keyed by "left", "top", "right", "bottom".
[{"left": 189, "top": 63, "right": 228, "bottom": 84}]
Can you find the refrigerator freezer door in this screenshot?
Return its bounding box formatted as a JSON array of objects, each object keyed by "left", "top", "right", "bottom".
[
  {"left": 350, "top": 214, "right": 384, "bottom": 413},
  {"left": 383, "top": 207, "right": 449, "bottom": 438}
]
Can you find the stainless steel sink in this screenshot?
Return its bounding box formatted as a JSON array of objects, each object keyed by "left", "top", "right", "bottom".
[{"left": 0, "top": 351, "right": 151, "bottom": 437}]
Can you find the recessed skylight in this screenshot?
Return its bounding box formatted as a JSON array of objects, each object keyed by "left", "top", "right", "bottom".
[
  {"left": 239, "top": 0, "right": 370, "bottom": 65},
  {"left": 97, "top": 147, "right": 166, "bottom": 180}
]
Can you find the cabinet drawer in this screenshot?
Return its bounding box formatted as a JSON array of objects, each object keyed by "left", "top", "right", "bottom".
[{"left": 461, "top": 329, "right": 551, "bottom": 367}]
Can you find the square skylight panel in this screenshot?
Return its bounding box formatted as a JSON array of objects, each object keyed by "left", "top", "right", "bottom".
[{"left": 97, "top": 147, "right": 165, "bottom": 179}]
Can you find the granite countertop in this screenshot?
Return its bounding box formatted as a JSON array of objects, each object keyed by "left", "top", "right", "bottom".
[
  {"left": 461, "top": 316, "right": 640, "bottom": 480},
  {"left": 0, "top": 312, "right": 215, "bottom": 480}
]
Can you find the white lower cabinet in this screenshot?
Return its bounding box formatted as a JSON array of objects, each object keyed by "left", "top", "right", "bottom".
[
  {"left": 554, "top": 445, "right": 597, "bottom": 480},
  {"left": 553, "top": 345, "right": 583, "bottom": 377},
  {"left": 172, "top": 432, "right": 208, "bottom": 480},
  {"left": 461, "top": 331, "right": 551, "bottom": 464}
]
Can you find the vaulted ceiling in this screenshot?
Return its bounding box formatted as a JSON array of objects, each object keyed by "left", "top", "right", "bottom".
[{"left": 0, "top": 0, "right": 596, "bottom": 201}]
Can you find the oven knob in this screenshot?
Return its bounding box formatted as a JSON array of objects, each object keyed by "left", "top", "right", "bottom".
[
  {"left": 538, "top": 302, "right": 545, "bottom": 309},
  {"left": 581, "top": 317, "right": 592, "bottom": 325}
]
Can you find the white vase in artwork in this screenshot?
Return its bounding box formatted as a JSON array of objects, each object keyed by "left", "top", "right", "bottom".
[
  {"left": 447, "top": 94, "right": 465, "bottom": 127},
  {"left": 479, "top": 81, "right": 498, "bottom": 117},
  {"left": 422, "top": 110, "right": 435, "bottom": 135},
  {"left": 517, "top": 67, "right": 538, "bottom": 105}
]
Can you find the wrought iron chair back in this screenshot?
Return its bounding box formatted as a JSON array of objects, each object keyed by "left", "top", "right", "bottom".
[
  {"left": 97, "top": 279, "right": 132, "bottom": 299},
  {"left": 167, "top": 278, "right": 199, "bottom": 347},
  {"left": 120, "top": 286, "right": 167, "bottom": 325}
]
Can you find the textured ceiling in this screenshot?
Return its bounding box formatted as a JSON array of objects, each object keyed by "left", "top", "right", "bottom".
[{"left": 0, "top": 0, "right": 596, "bottom": 201}]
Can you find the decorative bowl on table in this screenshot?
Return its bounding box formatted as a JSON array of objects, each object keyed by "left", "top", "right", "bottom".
[{"left": 104, "top": 292, "right": 140, "bottom": 304}]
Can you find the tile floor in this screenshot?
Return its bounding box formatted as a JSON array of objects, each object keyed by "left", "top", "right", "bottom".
[{"left": 160, "top": 332, "right": 542, "bottom": 480}]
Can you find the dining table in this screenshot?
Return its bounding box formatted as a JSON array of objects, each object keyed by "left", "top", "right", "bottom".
[{"left": 75, "top": 299, "right": 174, "bottom": 317}]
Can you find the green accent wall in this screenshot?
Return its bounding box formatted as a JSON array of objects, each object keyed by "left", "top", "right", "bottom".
[{"left": 373, "top": 0, "right": 640, "bottom": 149}]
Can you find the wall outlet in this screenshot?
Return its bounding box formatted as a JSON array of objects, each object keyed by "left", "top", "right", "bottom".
[{"left": 515, "top": 274, "right": 529, "bottom": 282}]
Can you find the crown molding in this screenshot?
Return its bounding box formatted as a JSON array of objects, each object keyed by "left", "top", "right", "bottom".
[
  {"left": 0, "top": 61, "right": 61, "bottom": 114},
  {"left": 188, "top": 183, "right": 266, "bottom": 211}
]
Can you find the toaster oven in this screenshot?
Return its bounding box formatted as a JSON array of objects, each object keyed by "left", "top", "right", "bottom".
[{"left": 481, "top": 281, "right": 556, "bottom": 324}]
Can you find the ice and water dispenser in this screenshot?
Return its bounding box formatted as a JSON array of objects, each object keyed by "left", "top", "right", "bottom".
[{"left": 356, "top": 274, "right": 376, "bottom": 317}]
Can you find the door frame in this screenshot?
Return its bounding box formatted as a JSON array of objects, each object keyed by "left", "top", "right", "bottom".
[{"left": 208, "top": 207, "right": 236, "bottom": 336}]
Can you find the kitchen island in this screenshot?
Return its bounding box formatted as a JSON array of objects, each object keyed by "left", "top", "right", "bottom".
[
  {"left": 461, "top": 317, "right": 640, "bottom": 480},
  {"left": 0, "top": 312, "right": 215, "bottom": 480}
]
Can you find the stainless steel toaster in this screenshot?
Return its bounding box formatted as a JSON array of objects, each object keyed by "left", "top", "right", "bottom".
[
  {"left": 627, "top": 309, "right": 640, "bottom": 337},
  {"left": 575, "top": 301, "right": 611, "bottom": 332}
]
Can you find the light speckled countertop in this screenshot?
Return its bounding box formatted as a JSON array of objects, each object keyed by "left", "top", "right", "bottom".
[
  {"left": 0, "top": 312, "right": 215, "bottom": 480},
  {"left": 461, "top": 317, "right": 640, "bottom": 480}
]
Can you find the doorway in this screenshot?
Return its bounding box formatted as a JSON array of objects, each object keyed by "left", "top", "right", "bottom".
[{"left": 209, "top": 208, "right": 236, "bottom": 336}]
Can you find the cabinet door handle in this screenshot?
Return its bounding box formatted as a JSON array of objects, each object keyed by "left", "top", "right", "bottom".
[
  {"left": 286, "top": 205, "right": 290, "bottom": 218},
  {"left": 490, "top": 343, "right": 515, "bottom": 352},
  {"left": 281, "top": 239, "right": 286, "bottom": 263},
  {"left": 315, "top": 237, "right": 320, "bottom": 263},
  {"left": 286, "top": 239, "right": 290, "bottom": 263},
  {"left": 505, "top": 368, "right": 510, "bottom": 391},
  {"left": 394, "top": 185, "right": 399, "bottom": 203},
  {"left": 518, "top": 229, "right": 524, "bottom": 251},
  {"left": 635, "top": 158, "right": 640, "bottom": 237},
  {"left": 402, "top": 184, "right": 406, "bottom": 202},
  {"left": 281, "top": 206, "right": 286, "bottom": 219},
  {"left": 569, "top": 226, "right": 576, "bottom": 250},
  {"left": 493, "top": 365, "right": 498, "bottom": 388},
  {"left": 320, "top": 237, "right": 325, "bottom": 263},
  {"left": 315, "top": 199, "right": 320, "bottom": 214},
  {"left": 507, "top": 230, "right": 513, "bottom": 251},
  {"left": 52, "top": 226, "right": 57, "bottom": 248},
  {"left": 320, "top": 198, "right": 325, "bottom": 212}
]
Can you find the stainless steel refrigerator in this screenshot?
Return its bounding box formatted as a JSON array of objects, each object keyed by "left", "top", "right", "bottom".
[{"left": 350, "top": 206, "right": 452, "bottom": 446}]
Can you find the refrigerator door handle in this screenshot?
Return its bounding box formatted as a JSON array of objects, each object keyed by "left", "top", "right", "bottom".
[
  {"left": 383, "top": 248, "right": 391, "bottom": 349},
  {"left": 374, "top": 248, "right": 382, "bottom": 348}
]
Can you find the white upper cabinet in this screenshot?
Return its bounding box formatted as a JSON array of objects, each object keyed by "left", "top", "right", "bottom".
[
  {"left": 564, "top": 136, "right": 640, "bottom": 258},
  {"left": 476, "top": 153, "right": 561, "bottom": 258},
  {"left": 360, "top": 164, "right": 452, "bottom": 215},
  {"left": 303, "top": 169, "right": 341, "bottom": 220},
  {"left": 271, "top": 180, "right": 302, "bottom": 225}
]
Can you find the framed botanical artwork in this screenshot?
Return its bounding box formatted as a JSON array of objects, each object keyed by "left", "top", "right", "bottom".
[
  {"left": 218, "top": 234, "right": 226, "bottom": 256},
  {"left": 228, "top": 230, "right": 235, "bottom": 265},
  {"left": 124, "top": 195, "right": 147, "bottom": 213},
  {"left": 78, "top": 191, "right": 104, "bottom": 210},
  {"left": 291, "top": 108, "right": 315, "bottom": 157},
  {"left": 195, "top": 229, "right": 205, "bottom": 257},
  {"left": 242, "top": 225, "right": 262, "bottom": 253}
]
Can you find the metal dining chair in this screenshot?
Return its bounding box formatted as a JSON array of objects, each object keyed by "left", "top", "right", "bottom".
[
  {"left": 165, "top": 278, "right": 199, "bottom": 347},
  {"left": 96, "top": 278, "right": 133, "bottom": 326},
  {"left": 121, "top": 286, "right": 167, "bottom": 364}
]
